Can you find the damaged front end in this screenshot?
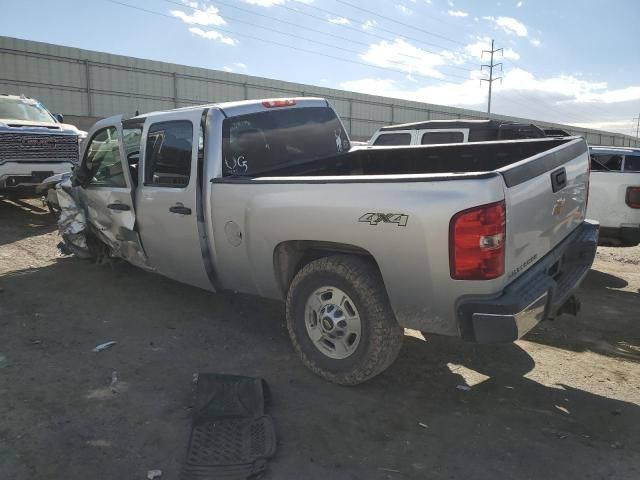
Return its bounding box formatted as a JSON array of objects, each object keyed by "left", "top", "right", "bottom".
[{"left": 55, "top": 179, "right": 95, "bottom": 259}]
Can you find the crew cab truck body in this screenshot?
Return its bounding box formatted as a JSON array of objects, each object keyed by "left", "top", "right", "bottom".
[
  {"left": 63, "top": 98, "right": 597, "bottom": 384},
  {"left": 368, "top": 119, "right": 548, "bottom": 146},
  {"left": 0, "top": 94, "right": 82, "bottom": 195},
  {"left": 587, "top": 146, "right": 640, "bottom": 246}
]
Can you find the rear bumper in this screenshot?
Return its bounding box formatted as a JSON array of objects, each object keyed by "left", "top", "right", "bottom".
[
  {"left": 458, "top": 220, "right": 599, "bottom": 343},
  {"left": 599, "top": 226, "right": 640, "bottom": 247}
]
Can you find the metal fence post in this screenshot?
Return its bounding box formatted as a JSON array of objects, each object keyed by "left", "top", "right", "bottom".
[
  {"left": 348, "top": 99, "right": 353, "bottom": 137},
  {"left": 84, "top": 60, "right": 92, "bottom": 117},
  {"left": 173, "top": 72, "right": 178, "bottom": 108}
]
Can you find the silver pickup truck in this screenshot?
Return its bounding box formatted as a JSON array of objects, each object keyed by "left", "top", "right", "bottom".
[{"left": 58, "top": 97, "right": 598, "bottom": 385}]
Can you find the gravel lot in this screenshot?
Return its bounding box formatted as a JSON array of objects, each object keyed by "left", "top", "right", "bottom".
[{"left": 1, "top": 197, "right": 639, "bottom": 480}]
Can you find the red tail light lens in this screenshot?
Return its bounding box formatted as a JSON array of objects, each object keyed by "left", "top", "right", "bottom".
[
  {"left": 262, "top": 99, "right": 296, "bottom": 108},
  {"left": 449, "top": 201, "right": 506, "bottom": 280},
  {"left": 626, "top": 187, "right": 640, "bottom": 208}
]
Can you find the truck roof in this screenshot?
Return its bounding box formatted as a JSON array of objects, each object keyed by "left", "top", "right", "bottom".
[
  {"left": 590, "top": 146, "right": 640, "bottom": 156},
  {"left": 129, "top": 97, "right": 330, "bottom": 121},
  {"left": 379, "top": 119, "right": 497, "bottom": 131}
]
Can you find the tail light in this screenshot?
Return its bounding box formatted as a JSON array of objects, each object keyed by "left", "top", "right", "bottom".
[
  {"left": 449, "top": 201, "right": 506, "bottom": 280},
  {"left": 626, "top": 187, "right": 640, "bottom": 208},
  {"left": 262, "top": 99, "right": 296, "bottom": 108}
]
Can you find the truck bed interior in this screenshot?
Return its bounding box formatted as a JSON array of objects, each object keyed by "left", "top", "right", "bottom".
[{"left": 258, "top": 137, "right": 572, "bottom": 177}]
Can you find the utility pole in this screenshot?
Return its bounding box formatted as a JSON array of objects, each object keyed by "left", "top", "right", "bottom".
[
  {"left": 480, "top": 39, "right": 503, "bottom": 116},
  {"left": 633, "top": 114, "right": 640, "bottom": 139}
]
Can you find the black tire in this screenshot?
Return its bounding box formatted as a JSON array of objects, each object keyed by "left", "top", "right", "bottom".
[{"left": 286, "top": 255, "right": 404, "bottom": 385}]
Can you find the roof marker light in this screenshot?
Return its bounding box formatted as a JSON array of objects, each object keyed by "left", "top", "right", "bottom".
[{"left": 262, "top": 99, "right": 296, "bottom": 108}]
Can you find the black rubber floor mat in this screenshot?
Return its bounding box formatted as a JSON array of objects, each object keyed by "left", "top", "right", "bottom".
[{"left": 182, "top": 374, "right": 276, "bottom": 480}]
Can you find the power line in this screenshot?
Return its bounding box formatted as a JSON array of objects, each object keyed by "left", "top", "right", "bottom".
[
  {"left": 105, "top": 0, "right": 470, "bottom": 87},
  {"left": 281, "top": 0, "right": 479, "bottom": 70},
  {"left": 156, "top": 0, "right": 476, "bottom": 76},
  {"left": 331, "top": 0, "right": 467, "bottom": 47}
]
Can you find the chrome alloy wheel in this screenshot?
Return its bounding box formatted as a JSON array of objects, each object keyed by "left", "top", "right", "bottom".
[{"left": 304, "top": 286, "right": 362, "bottom": 360}]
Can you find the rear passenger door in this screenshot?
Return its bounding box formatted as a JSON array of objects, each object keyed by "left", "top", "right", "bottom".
[{"left": 135, "top": 110, "right": 214, "bottom": 291}]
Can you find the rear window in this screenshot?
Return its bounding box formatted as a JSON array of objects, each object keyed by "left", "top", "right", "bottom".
[
  {"left": 421, "top": 131, "right": 464, "bottom": 145},
  {"left": 591, "top": 154, "right": 623, "bottom": 171},
  {"left": 624, "top": 155, "right": 640, "bottom": 172},
  {"left": 373, "top": 133, "right": 411, "bottom": 146},
  {"left": 222, "top": 107, "right": 349, "bottom": 176}
]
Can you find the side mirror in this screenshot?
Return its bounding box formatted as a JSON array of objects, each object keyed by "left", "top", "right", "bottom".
[{"left": 54, "top": 113, "right": 64, "bottom": 123}]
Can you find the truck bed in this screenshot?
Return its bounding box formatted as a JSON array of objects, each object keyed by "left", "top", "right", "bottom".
[{"left": 251, "top": 137, "right": 574, "bottom": 178}]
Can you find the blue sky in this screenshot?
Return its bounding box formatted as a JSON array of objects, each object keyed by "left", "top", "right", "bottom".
[{"left": 3, "top": 0, "right": 640, "bottom": 134}]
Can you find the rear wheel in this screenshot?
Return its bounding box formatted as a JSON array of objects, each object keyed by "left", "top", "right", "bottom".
[{"left": 286, "top": 255, "right": 403, "bottom": 385}]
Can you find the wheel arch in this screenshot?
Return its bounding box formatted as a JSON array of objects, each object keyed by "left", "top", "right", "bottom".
[{"left": 273, "top": 240, "right": 380, "bottom": 297}]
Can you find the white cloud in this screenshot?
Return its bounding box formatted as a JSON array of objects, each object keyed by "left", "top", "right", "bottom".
[
  {"left": 530, "top": 38, "right": 541, "bottom": 47},
  {"left": 483, "top": 16, "right": 528, "bottom": 36},
  {"left": 170, "top": 4, "right": 226, "bottom": 26},
  {"left": 360, "top": 39, "right": 446, "bottom": 79},
  {"left": 328, "top": 16, "right": 350, "bottom": 25},
  {"left": 447, "top": 0, "right": 454, "bottom": 6},
  {"left": 362, "top": 19, "right": 377, "bottom": 30},
  {"left": 339, "top": 68, "right": 640, "bottom": 134},
  {"left": 517, "top": 1, "right": 523, "bottom": 6},
  {"left": 396, "top": 4, "right": 413, "bottom": 15},
  {"left": 448, "top": 10, "right": 468, "bottom": 17},
  {"left": 189, "top": 27, "right": 237, "bottom": 45},
  {"left": 464, "top": 36, "right": 520, "bottom": 60},
  {"left": 221, "top": 63, "right": 247, "bottom": 72}
]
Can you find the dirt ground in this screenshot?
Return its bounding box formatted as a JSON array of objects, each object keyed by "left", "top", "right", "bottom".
[{"left": 1, "top": 197, "right": 639, "bottom": 480}]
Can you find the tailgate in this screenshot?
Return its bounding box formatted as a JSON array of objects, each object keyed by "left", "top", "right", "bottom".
[
  {"left": 587, "top": 171, "right": 640, "bottom": 228},
  {"left": 499, "top": 138, "right": 589, "bottom": 282}
]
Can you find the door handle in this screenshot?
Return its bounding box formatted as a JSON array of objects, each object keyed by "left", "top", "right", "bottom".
[
  {"left": 107, "top": 203, "right": 130, "bottom": 211},
  {"left": 551, "top": 168, "right": 567, "bottom": 193},
  {"left": 169, "top": 205, "right": 192, "bottom": 215}
]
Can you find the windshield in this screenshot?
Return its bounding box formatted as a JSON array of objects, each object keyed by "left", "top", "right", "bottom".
[
  {"left": 222, "top": 106, "right": 349, "bottom": 176},
  {"left": 0, "top": 97, "right": 56, "bottom": 122}
]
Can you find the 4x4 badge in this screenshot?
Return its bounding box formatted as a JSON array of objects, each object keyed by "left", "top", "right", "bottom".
[{"left": 359, "top": 213, "right": 408, "bottom": 227}]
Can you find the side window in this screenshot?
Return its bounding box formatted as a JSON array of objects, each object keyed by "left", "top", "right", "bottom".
[
  {"left": 145, "top": 120, "right": 193, "bottom": 187},
  {"left": 624, "top": 155, "right": 640, "bottom": 172},
  {"left": 421, "top": 131, "right": 464, "bottom": 145},
  {"left": 84, "top": 127, "right": 126, "bottom": 188},
  {"left": 591, "top": 154, "right": 623, "bottom": 171},
  {"left": 373, "top": 133, "right": 412, "bottom": 146}
]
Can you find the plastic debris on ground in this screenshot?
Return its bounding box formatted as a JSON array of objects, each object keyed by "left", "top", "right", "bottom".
[
  {"left": 147, "top": 469, "right": 162, "bottom": 479},
  {"left": 93, "top": 341, "right": 117, "bottom": 353},
  {"left": 456, "top": 385, "right": 471, "bottom": 391}
]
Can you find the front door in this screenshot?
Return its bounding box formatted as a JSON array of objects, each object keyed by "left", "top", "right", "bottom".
[
  {"left": 75, "top": 116, "right": 148, "bottom": 268},
  {"left": 135, "top": 109, "right": 214, "bottom": 291}
]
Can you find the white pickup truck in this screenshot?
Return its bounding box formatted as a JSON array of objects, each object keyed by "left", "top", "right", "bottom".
[
  {"left": 0, "top": 94, "right": 83, "bottom": 196},
  {"left": 586, "top": 146, "right": 640, "bottom": 246},
  {"left": 57, "top": 98, "right": 598, "bottom": 384}
]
